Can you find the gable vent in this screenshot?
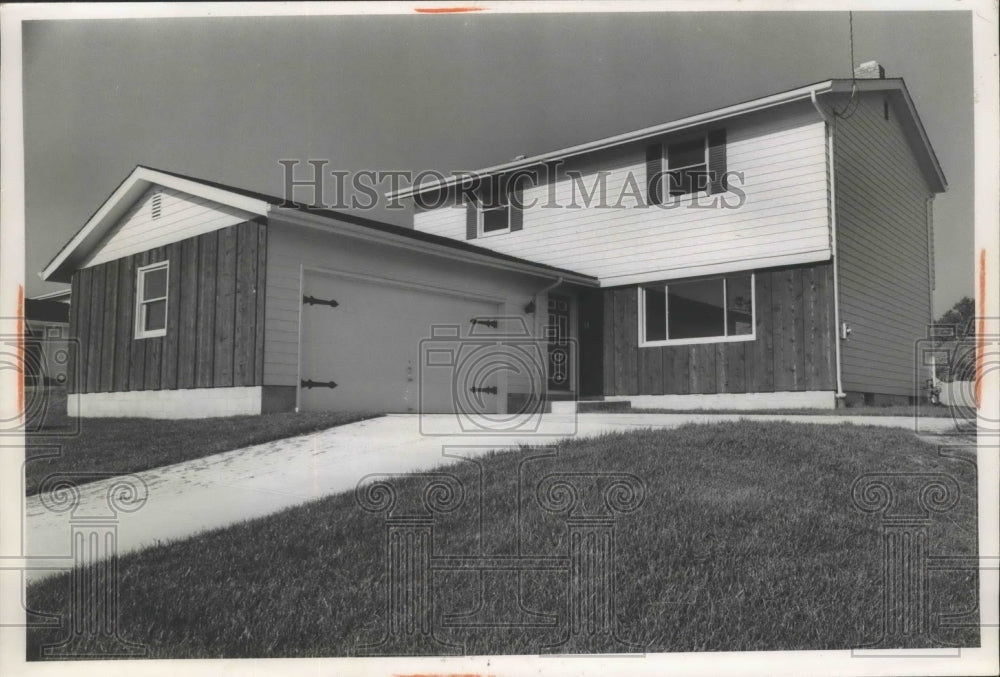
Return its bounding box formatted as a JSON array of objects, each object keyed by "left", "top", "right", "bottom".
[{"left": 151, "top": 193, "right": 162, "bottom": 220}]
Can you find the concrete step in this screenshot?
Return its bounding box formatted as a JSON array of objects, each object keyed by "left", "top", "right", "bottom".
[{"left": 549, "top": 399, "right": 632, "bottom": 414}]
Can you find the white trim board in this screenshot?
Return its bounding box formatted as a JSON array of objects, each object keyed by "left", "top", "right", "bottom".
[
  {"left": 607, "top": 391, "right": 837, "bottom": 411},
  {"left": 67, "top": 387, "right": 264, "bottom": 419}
]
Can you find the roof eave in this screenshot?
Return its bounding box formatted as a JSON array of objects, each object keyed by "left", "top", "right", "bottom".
[{"left": 388, "top": 80, "right": 837, "bottom": 201}]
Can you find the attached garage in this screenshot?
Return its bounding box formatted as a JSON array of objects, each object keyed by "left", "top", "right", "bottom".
[
  {"left": 40, "top": 166, "right": 596, "bottom": 419},
  {"left": 298, "top": 268, "right": 503, "bottom": 414}
]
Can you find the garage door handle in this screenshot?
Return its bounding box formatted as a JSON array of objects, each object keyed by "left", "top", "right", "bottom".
[
  {"left": 303, "top": 295, "right": 339, "bottom": 308},
  {"left": 302, "top": 379, "right": 338, "bottom": 389},
  {"left": 469, "top": 386, "right": 497, "bottom": 395}
]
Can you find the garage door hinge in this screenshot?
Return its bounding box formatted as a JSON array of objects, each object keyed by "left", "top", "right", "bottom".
[
  {"left": 469, "top": 385, "right": 497, "bottom": 395},
  {"left": 301, "top": 379, "right": 338, "bottom": 389},
  {"left": 470, "top": 318, "right": 498, "bottom": 328},
  {"left": 303, "top": 295, "right": 339, "bottom": 308}
]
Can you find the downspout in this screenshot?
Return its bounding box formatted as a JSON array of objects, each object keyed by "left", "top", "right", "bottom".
[{"left": 811, "top": 90, "right": 847, "bottom": 400}]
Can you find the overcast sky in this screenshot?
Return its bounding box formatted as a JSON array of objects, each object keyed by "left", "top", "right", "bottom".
[{"left": 21, "top": 9, "right": 973, "bottom": 312}]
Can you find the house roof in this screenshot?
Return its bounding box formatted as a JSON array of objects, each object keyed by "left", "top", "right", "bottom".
[
  {"left": 388, "top": 77, "right": 947, "bottom": 200},
  {"left": 25, "top": 298, "right": 70, "bottom": 325},
  {"left": 40, "top": 165, "right": 597, "bottom": 285}
]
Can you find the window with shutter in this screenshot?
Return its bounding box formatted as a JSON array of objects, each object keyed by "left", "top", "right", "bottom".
[
  {"left": 465, "top": 174, "right": 524, "bottom": 238},
  {"left": 647, "top": 129, "right": 728, "bottom": 203}
]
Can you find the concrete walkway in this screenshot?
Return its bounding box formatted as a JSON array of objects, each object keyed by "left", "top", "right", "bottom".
[{"left": 23, "top": 412, "right": 960, "bottom": 582}]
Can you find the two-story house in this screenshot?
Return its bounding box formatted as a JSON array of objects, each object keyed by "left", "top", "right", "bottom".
[{"left": 41, "top": 62, "right": 945, "bottom": 418}]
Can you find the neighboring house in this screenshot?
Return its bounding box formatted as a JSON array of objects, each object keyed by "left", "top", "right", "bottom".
[
  {"left": 24, "top": 289, "right": 71, "bottom": 387},
  {"left": 40, "top": 61, "right": 945, "bottom": 418},
  {"left": 393, "top": 61, "right": 945, "bottom": 409}
]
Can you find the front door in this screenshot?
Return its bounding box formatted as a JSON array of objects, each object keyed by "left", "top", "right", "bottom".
[{"left": 547, "top": 293, "right": 571, "bottom": 391}]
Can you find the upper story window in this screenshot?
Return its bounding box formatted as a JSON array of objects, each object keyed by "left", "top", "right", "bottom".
[
  {"left": 135, "top": 261, "right": 168, "bottom": 339},
  {"left": 480, "top": 202, "right": 512, "bottom": 236},
  {"left": 665, "top": 137, "right": 709, "bottom": 196},
  {"left": 646, "top": 129, "right": 727, "bottom": 205},
  {"left": 639, "top": 273, "right": 754, "bottom": 346},
  {"left": 465, "top": 175, "right": 525, "bottom": 240}
]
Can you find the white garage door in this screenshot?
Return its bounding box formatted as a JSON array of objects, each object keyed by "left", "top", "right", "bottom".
[{"left": 299, "top": 270, "right": 503, "bottom": 414}]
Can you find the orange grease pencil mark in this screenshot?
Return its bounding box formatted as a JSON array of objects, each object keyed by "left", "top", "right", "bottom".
[
  {"left": 415, "top": 7, "right": 484, "bottom": 13},
  {"left": 17, "top": 285, "right": 24, "bottom": 423},
  {"left": 394, "top": 674, "right": 496, "bottom": 676},
  {"left": 976, "top": 248, "right": 986, "bottom": 409}
]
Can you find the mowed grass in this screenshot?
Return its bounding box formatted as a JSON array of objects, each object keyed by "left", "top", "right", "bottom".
[
  {"left": 631, "top": 404, "right": 963, "bottom": 418},
  {"left": 23, "top": 387, "right": 377, "bottom": 496},
  {"left": 25, "top": 421, "right": 979, "bottom": 657}
]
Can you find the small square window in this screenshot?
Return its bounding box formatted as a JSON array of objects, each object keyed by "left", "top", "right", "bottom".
[
  {"left": 135, "top": 261, "right": 169, "bottom": 338},
  {"left": 481, "top": 205, "right": 510, "bottom": 234}
]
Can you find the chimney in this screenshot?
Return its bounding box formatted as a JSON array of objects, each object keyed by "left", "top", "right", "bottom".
[{"left": 853, "top": 61, "right": 885, "bottom": 79}]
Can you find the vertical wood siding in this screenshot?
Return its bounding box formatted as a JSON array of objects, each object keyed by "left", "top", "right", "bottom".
[
  {"left": 67, "top": 220, "right": 267, "bottom": 394},
  {"left": 414, "top": 101, "right": 831, "bottom": 285},
  {"left": 831, "top": 92, "right": 935, "bottom": 397},
  {"left": 601, "top": 262, "right": 835, "bottom": 395}
]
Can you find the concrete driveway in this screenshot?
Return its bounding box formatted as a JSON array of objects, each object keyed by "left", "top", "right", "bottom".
[{"left": 23, "top": 412, "right": 959, "bottom": 582}]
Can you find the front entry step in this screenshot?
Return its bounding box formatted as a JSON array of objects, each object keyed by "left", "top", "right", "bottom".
[{"left": 549, "top": 399, "right": 632, "bottom": 414}]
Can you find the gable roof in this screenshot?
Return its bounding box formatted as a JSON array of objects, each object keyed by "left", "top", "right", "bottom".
[
  {"left": 40, "top": 165, "right": 596, "bottom": 285},
  {"left": 388, "top": 77, "right": 947, "bottom": 200}
]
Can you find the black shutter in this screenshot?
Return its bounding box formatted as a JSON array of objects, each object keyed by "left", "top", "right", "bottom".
[
  {"left": 645, "top": 143, "right": 663, "bottom": 206},
  {"left": 466, "top": 198, "right": 478, "bottom": 240},
  {"left": 708, "top": 129, "right": 727, "bottom": 194},
  {"left": 509, "top": 183, "right": 523, "bottom": 232}
]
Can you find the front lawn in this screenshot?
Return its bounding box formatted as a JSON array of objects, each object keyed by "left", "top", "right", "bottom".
[
  {"left": 24, "top": 387, "right": 377, "bottom": 496},
  {"left": 630, "top": 404, "right": 964, "bottom": 417},
  {"left": 26, "top": 421, "right": 979, "bottom": 657}
]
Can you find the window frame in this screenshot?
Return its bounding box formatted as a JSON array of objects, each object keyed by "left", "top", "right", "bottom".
[
  {"left": 637, "top": 273, "right": 756, "bottom": 347},
  {"left": 663, "top": 134, "right": 710, "bottom": 199},
  {"left": 478, "top": 202, "right": 511, "bottom": 237},
  {"left": 134, "top": 260, "right": 169, "bottom": 339}
]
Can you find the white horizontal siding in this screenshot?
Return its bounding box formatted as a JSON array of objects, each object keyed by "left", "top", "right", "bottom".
[
  {"left": 832, "top": 91, "right": 935, "bottom": 397},
  {"left": 85, "top": 186, "right": 256, "bottom": 267},
  {"left": 263, "top": 220, "right": 555, "bottom": 387},
  {"left": 413, "top": 101, "right": 831, "bottom": 285}
]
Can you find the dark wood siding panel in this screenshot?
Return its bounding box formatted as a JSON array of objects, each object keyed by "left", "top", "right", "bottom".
[
  {"left": 690, "top": 344, "right": 717, "bottom": 394},
  {"left": 638, "top": 344, "right": 662, "bottom": 395},
  {"left": 85, "top": 265, "right": 105, "bottom": 394},
  {"left": 98, "top": 262, "right": 118, "bottom": 392},
  {"left": 114, "top": 256, "right": 135, "bottom": 392},
  {"left": 254, "top": 223, "right": 267, "bottom": 385},
  {"left": 665, "top": 346, "right": 689, "bottom": 395},
  {"left": 195, "top": 230, "right": 218, "bottom": 388},
  {"left": 66, "top": 273, "right": 81, "bottom": 394},
  {"left": 161, "top": 241, "right": 183, "bottom": 389},
  {"left": 129, "top": 251, "right": 149, "bottom": 390},
  {"left": 65, "top": 219, "right": 269, "bottom": 394},
  {"left": 602, "top": 291, "right": 615, "bottom": 396},
  {"left": 176, "top": 237, "right": 199, "bottom": 389},
  {"left": 612, "top": 289, "right": 628, "bottom": 396},
  {"left": 213, "top": 226, "right": 238, "bottom": 387},
  {"left": 622, "top": 289, "right": 639, "bottom": 395},
  {"left": 234, "top": 222, "right": 258, "bottom": 386},
  {"left": 604, "top": 262, "right": 836, "bottom": 397},
  {"left": 750, "top": 270, "right": 774, "bottom": 392},
  {"left": 724, "top": 341, "right": 747, "bottom": 393}
]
